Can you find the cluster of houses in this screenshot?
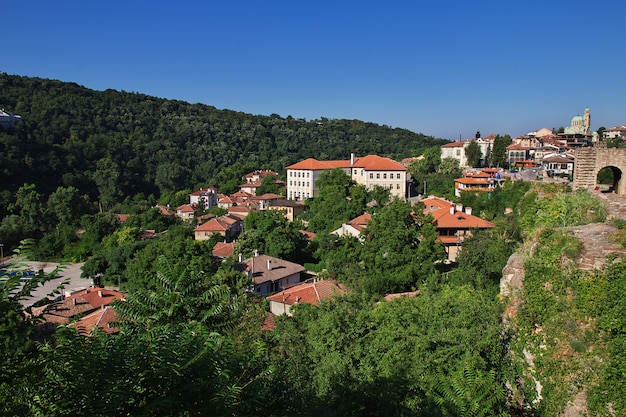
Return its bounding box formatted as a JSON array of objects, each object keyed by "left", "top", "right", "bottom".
[{"left": 44, "top": 107, "right": 625, "bottom": 338}]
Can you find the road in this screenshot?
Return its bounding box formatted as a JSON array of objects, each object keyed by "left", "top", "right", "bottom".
[{"left": 5, "top": 261, "right": 93, "bottom": 308}]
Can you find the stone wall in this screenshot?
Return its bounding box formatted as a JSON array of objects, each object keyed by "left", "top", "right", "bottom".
[{"left": 573, "top": 144, "right": 626, "bottom": 195}]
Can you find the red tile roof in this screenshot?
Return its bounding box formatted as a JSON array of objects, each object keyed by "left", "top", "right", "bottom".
[
  {"left": 441, "top": 140, "right": 465, "bottom": 148},
  {"left": 212, "top": 241, "right": 236, "bottom": 258},
  {"left": 455, "top": 177, "right": 490, "bottom": 185},
  {"left": 266, "top": 279, "right": 346, "bottom": 306},
  {"left": 348, "top": 212, "right": 372, "bottom": 232},
  {"left": 67, "top": 306, "right": 119, "bottom": 336},
  {"left": 287, "top": 157, "right": 351, "bottom": 170},
  {"left": 434, "top": 210, "right": 495, "bottom": 229},
  {"left": 287, "top": 155, "right": 405, "bottom": 172}
]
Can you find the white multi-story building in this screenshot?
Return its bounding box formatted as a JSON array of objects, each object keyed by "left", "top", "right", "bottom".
[{"left": 286, "top": 154, "right": 407, "bottom": 201}]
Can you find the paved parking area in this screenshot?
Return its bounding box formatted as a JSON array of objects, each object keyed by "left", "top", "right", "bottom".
[{"left": 4, "top": 261, "right": 93, "bottom": 308}]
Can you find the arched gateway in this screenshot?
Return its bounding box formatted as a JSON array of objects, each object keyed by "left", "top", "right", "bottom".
[{"left": 573, "top": 143, "right": 626, "bottom": 195}]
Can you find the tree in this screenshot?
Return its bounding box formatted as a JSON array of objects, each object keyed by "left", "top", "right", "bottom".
[
  {"left": 437, "top": 157, "right": 462, "bottom": 177},
  {"left": 408, "top": 146, "right": 441, "bottom": 177},
  {"left": 255, "top": 174, "right": 282, "bottom": 196},
  {"left": 464, "top": 141, "right": 482, "bottom": 168},
  {"left": 491, "top": 135, "right": 512, "bottom": 167}
]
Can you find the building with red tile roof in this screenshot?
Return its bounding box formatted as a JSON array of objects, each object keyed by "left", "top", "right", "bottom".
[
  {"left": 421, "top": 196, "right": 494, "bottom": 261},
  {"left": 32, "top": 288, "right": 125, "bottom": 327},
  {"left": 189, "top": 187, "right": 218, "bottom": 209},
  {"left": 234, "top": 253, "right": 305, "bottom": 294},
  {"left": 331, "top": 212, "right": 373, "bottom": 240},
  {"left": 212, "top": 241, "right": 236, "bottom": 260},
  {"left": 286, "top": 154, "right": 407, "bottom": 201},
  {"left": 176, "top": 203, "right": 197, "bottom": 221},
  {"left": 67, "top": 306, "right": 120, "bottom": 336},
  {"left": 194, "top": 215, "right": 242, "bottom": 242},
  {"left": 267, "top": 278, "right": 346, "bottom": 316}
]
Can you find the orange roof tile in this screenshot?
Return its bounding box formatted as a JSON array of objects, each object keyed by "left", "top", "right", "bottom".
[
  {"left": 67, "top": 306, "right": 119, "bottom": 335},
  {"left": 287, "top": 157, "right": 351, "bottom": 170},
  {"left": 353, "top": 155, "right": 406, "bottom": 171},
  {"left": 434, "top": 211, "right": 495, "bottom": 229},
  {"left": 212, "top": 241, "right": 236, "bottom": 258},
  {"left": 266, "top": 279, "right": 346, "bottom": 306}
]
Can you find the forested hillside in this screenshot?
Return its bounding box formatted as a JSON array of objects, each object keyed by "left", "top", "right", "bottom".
[{"left": 0, "top": 73, "right": 444, "bottom": 207}]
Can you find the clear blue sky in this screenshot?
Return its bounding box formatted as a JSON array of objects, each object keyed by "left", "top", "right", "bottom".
[{"left": 3, "top": 1, "right": 625, "bottom": 140}]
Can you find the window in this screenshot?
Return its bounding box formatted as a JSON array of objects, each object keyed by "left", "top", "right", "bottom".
[
  {"left": 397, "top": 184, "right": 401, "bottom": 189},
  {"left": 456, "top": 149, "right": 461, "bottom": 156},
  {"left": 383, "top": 173, "right": 387, "bottom": 179},
  {"left": 397, "top": 173, "right": 401, "bottom": 179},
  {"left": 376, "top": 173, "right": 380, "bottom": 179},
  {"left": 307, "top": 172, "right": 310, "bottom": 178},
  {"left": 297, "top": 172, "right": 301, "bottom": 177},
  {"left": 369, "top": 173, "right": 373, "bottom": 179},
  {"left": 361, "top": 170, "right": 364, "bottom": 176},
  {"left": 354, "top": 169, "right": 357, "bottom": 175}
]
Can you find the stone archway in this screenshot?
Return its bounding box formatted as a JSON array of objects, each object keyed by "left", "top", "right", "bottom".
[
  {"left": 595, "top": 165, "right": 623, "bottom": 193},
  {"left": 574, "top": 145, "right": 626, "bottom": 196}
]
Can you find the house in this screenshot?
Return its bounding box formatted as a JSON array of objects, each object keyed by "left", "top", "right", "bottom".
[
  {"left": 266, "top": 278, "right": 346, "bottom": 316},
  {"left": 212, "top": 241, "right": 236, "bottom": 261},
  {"left": 153, "top": 205, "right": 175, "bottom": 218},
  {"left": 440, "top": 133, "right": 496, "bottom": 167},
  {"left": 32, "top": 288, "right": 125, "bottom": 326},
  {"left": 234, "top": 253, "right": 305, "bottom": 294},
  {"left": 253, "top": 193, "right": 283, "bottom": 210},
  {"left": 176, "top": 203, "right": 197, "bottom": 221},
  {"left": 421, "top": 196, "right": 495, "bottom": 261},
  {"left": 66, "top": 306, "right": 120, "bottom": 336},
  {"left": 194, "top": 215, "right": 242, "bottom": 242},
  {"left": 603, "top": 125, "right": 626, "bottom": 141},
  {"left": 244, "top": 169, "right": 279, "bottom": 184},
  {"left": 506, "top": 143, "right": 535, "bottom": 167},
  {"left": 542, "top": 155, "right": 575, "bottom": 177},
  {"left": 267, "top": 198, "right": 306, "bottom": 221},
  {"left": 331, "top": 212, "right": 372, "bottom": 240},
  {"left": 286, "top": 154, "right": 407, "bottom": 201},
  {"left": 454, "top": 177, "right": 494, "bottom": 198},
  {"left": 0, "top": 109, "right": 22, "bottom": 129},
  {"left": 189, "top": 187, "right": 218, "bottom": 209}
]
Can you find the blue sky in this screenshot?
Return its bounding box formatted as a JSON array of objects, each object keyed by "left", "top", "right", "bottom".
[{"left": 3, "top": 1, "right": 625, "bottom": 140}]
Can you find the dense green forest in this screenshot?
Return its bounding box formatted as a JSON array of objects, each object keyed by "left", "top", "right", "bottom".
[
  {"left": 1, "top": 74, "right": 625, "bottom": 416},
  {"left": 0, "top": 73, "right": 444, "bottom": 205}
]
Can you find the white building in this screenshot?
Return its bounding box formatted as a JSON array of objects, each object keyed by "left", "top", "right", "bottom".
[{"left": 286, "top": 154, "right": 407, "bottom": 201}]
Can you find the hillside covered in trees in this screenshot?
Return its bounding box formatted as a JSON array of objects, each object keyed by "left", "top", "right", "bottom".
[{"left": 0, "top": 73, "right": 444, "bottom": 205}]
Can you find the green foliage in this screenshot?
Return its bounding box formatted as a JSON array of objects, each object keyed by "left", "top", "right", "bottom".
[
  {"left": 519, "top": 187, "right": 606, "bottom": 233},
  {"left": 491, "top": 135, "right": 512, "bottom": 167},
  {"left": 267, "top": 285, "right": 504, "bottom": 416},
  {"left": 407, "top": 146, "right": 441, "bottom": 177},
  {"left": 236, "top": 210, "right": 311, "bottom": 263},
  {"left": 434, "top": 362, "right": 507, "bottom": 417},
  {"left": 464, "top": 141, "right": 483, "bottom": 168},
  {"left": 304, "top": 169, "right": 369, "bottom": 233}
]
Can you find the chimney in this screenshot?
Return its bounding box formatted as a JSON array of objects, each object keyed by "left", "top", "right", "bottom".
[
  {"left": 449, "top": 205, "right": 455, "bottom": 215},
  {"left": 350, "top": 153, "right": 355, "bottom": 166},
  {"left": 465, "top": 207, "right": 473, "bottom": 215},
  {"left": 98, "top": 290, "right": 103, "bottom": 298},
  {"left": 238, "top": 253, "right": 242, "bottom": 262},
  {"left": 267, "top": 260, "right": 273, "bottom": 271},
  {"left": 455, "top": 203, "right": 463, "bottom": 212},
  {"left": 254, "top": 249, "right": 259, "bottom": 257},
  {"left": 72, "top": 298, "right": 77, "bottom": 306}
]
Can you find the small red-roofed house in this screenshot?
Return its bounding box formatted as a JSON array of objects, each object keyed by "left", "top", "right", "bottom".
[
  {"left": 421, "top": 196, "right": 494, "bottom": 261},
  {"left": 194, "top": 215, "right": 242, "bottom": 242},
  {"left": 176, "top": 203, "right": 197, "bottom": 221},
  {"left": 331, "top": 212, "right": 373, "bottom": 240},
  {"left": 454, "top": 177, "right": 494, "bottom": 197},
  {"left": 67, "top": 306, "right": 120, "bottom": 336},
  {"left": 212, "top": 241, "right": 236, "bottom": 261},
  {"left": 267, "top": 279, "right": 346, "bottom": 316}
]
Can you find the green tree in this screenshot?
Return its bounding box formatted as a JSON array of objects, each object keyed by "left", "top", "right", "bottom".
[
  {"left": 464, "top": 141, "right": 482, "bottom": 168},
  {"left": 491, "top": 135, "right": 512, "bottom": 167}
]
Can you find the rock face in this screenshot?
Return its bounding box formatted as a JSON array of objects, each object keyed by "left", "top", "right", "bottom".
[{"left": 499, "top": 192, "right": 626, "bottom": 416}]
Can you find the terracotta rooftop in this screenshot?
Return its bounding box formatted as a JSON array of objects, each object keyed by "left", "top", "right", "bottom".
[
  {"left": 266, "top": 279, "right": 346, "bottom": 307},
  {"left": 212, "top": 241, "right": 236, "bottom": 258},
  {"left": 348, "top": 212, "right": 373, "bottom": 232},
  {"left": 287, "top": 155, "right": 405, "bottom": 172},
  {"left": 441, "top": 140, "right": 465, "bottom": 148},
  {"left": 67, "top": 306, "right": 119, "bottom": 336}
]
